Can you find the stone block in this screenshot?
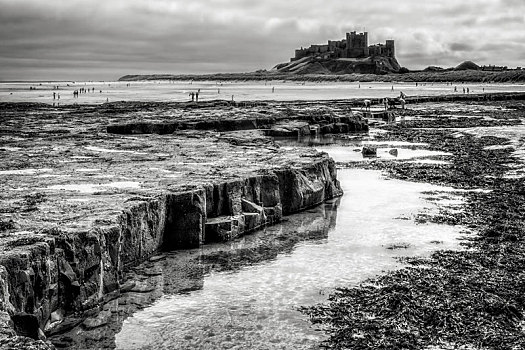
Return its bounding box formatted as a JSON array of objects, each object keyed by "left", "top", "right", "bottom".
[{"left": 163, "top": 190, "right": 206, "bottom": 250}]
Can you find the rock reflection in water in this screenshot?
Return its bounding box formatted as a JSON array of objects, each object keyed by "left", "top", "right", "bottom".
[
  {"left": 110, "top": 170, "right": 462, "bottom": 350},
  {"left": 49, "top": 197, "right": 339, "bottom": 349},
  {"left": 52, "top": 169, "right": 463, "bottom": 349}
]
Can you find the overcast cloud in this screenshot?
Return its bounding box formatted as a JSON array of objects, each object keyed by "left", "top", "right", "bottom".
[{"left": 1, "top": 0, "right": 524, "bottom": 81}]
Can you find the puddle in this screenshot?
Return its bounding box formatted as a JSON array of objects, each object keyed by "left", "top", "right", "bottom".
[
  {"left": 284, "top": 145, "right": 450, "bottom": 163},
  {"left": 103, "top": 169, "right": 465, "bottom": 350},
  {"left": 483, "top": 145, "right": 514, "bottom": 151},
  {"left": 85, "top": 146, "right": 147, "bottom": 155},
  {"left": 407, "top": 159, "right": 451, "bottom": 165},
  {"left": 74, "top": 168, "right": 101, "bottom": 172},
  {"left": 0, "top": 168, "right": 53, "bottom": 175},
  {"left": 47, "top": 181, "right": 140, "bottom": 193},
  {"left": 276, "top": 134, "right": 449, "bottom": 163},
  {"left": 0, "top": 146, "right": 22, "bottom": 151}
]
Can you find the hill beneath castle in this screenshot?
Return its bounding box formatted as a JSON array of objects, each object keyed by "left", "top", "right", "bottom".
[{"left": 273, "top": 55, "right": 402, "bottom": 75}]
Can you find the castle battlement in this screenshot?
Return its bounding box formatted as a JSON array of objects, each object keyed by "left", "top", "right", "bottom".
[{"left": 291, "top": 31, "right": 395, "bottom": 62}]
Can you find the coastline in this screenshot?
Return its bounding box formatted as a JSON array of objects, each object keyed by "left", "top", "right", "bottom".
[
  {"left": 1, "top": 95, "right": 525, "bottom": 348},
  {"left": 118, "top": 69, "right": 525, "bottom": 84}
]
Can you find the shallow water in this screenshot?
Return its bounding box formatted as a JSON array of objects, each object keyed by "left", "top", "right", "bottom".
[
  {"left": 2, "top": 80, "right": 525, "bottom": 105},
  {"left": 46, "top": 181, "right": 141, "bottom": 193},
  {"left": 112, "top": 169, "right": 464, "bottom": 350},
  {"left": 276, "top": 133, "right": 451, "bottom": 163}
]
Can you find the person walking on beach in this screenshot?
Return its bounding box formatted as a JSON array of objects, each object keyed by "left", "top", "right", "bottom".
[
  {"left": 189, "top": 92, "right": 195, "bottom": 102},
  {"left": 467, "top": 87, "right": 470, "bottom": 94},
  {"left": 53, "top": 92, "right": 56, "bottom": 100},
  {"left": 383, "top": 98, "right": 389, "bottom": 111},
  {"left": 195, "top": 92, "right": 199, "bottom": 103}
]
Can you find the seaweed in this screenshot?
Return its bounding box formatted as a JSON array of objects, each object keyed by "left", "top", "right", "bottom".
[{"left": 302, "top": 101, "right": 525, "bottom": 349}]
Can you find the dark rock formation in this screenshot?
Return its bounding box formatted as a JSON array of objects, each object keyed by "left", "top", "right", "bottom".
[
  {"left": 0, "top": 157, "right": 341, "bottom": 346},
  {"left": 108, "top": 109, "right": 369, "bottom": 136}
]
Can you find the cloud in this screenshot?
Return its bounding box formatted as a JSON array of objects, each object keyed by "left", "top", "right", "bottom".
[{"left": 0, "top": 0, "right": 524, "bottom": 80}]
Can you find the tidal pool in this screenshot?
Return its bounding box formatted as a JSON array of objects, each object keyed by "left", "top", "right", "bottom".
[
  {"left": 276, "top": 134, "right": 451, "bottom": 163},
  {"left": 111, "top": 169, "right": 465, "bottom": 350}
]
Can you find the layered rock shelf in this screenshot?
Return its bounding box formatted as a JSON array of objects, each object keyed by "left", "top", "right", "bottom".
[
  {"left": 106, "top": 102, "right": 369, "bottom": 136},
  {"left": 0, "top": 102, "right": 343, "bottom": 347}
]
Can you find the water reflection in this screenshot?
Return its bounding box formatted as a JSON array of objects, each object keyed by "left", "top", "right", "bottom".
[
  {"left": 49, "top": 193, "right": 340, "bottom": 349},
  {"left": 110, "top": 170, "right": 463, "bottom": 350},
  {"left": 275, "top": 134, "right": 451, "bottom": 163}
]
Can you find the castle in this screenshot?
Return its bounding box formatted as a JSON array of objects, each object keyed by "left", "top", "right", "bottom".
[{"left": 291, "top": 31, "right": 395, "bottom": 61}]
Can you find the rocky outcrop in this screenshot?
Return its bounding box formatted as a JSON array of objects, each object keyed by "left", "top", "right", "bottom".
[
  {"left": 108, "top": 111, "right": 368, "bottom": 136},
  {"left": 0, "top": 158, "right": 342, "bottom": 345},
  {"left": 107, "top": 117, "right": 276, "bottom": 135}
]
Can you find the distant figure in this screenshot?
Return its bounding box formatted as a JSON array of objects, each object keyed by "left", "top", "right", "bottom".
[
  {"left": 416, "top": 82, "right": 418, "bottom": 87},
  {"left": 272, "top": 87, "right": 275, "bottom": 93},
  {"left": 218, "top": 88, "right": 220, "bottom": 94},
  {"left": 363, "top": 99, "right": 371, "bottom": 111},
  {"left": 106, "top": 97, "right": 109, "bottom": 103},
  {"left": 399, "top": 91, "right": 406, "bottom": 99},
  {"left": 57, "top": 94, "right": 60, "bottom": 100},
  {"left": 399, "top": 97, "right": 405, "bottom": 109},
  {"left": 53, "top": 92, "right": 56, "bottom": 100},
  {"left": 391, "top": 85, "right": 394, "bottom": 91},
  {"left": 454, "top": 86, "right": 457, "bottom": 92},
  {"left": 463, "top": 87, "right": 465, "bottom": 94},
  {"left": 358, "top": 84, "right": 361, "bottom": 88},
  {"left": 383, "top": 98, "right": 389, "bottom": 111},
  {"left": 195, "top": 92, "right": 199, "bottom": 102},
  {"left": 189, "top": 92, "right": 195, "bottom": 102},
  {"left": 467, "top": 87, "right": 470, "bottom": 94}
]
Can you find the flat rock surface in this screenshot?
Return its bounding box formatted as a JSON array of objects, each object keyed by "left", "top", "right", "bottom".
[{"left": 0, "top": 102, "right": 328, "bottom": 250}]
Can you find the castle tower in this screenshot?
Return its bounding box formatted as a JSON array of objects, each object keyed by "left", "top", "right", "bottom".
[
  {"left": 385, "top": 40, "right": 395, "bottom": 58},
  {"left": 346, "top": 31, "right": 369, "bottom": 58}
]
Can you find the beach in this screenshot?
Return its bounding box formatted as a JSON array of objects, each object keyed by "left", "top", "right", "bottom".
[{"left": 1, "top": 84, "right": 525, "bottom": 349}]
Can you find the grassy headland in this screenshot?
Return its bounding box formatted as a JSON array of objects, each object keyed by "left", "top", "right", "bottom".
[{"left": 119, "top": 69, "right": 525, "bottom": 83}]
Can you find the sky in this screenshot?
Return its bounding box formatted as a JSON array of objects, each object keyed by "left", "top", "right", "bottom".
[{"left": 1, "top": 0, "right": 524, "bottom": 81}]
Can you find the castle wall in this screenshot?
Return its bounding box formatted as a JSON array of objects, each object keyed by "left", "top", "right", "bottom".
[{"left": 292, "top": 32, "right": 394, "bottom": 61}]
